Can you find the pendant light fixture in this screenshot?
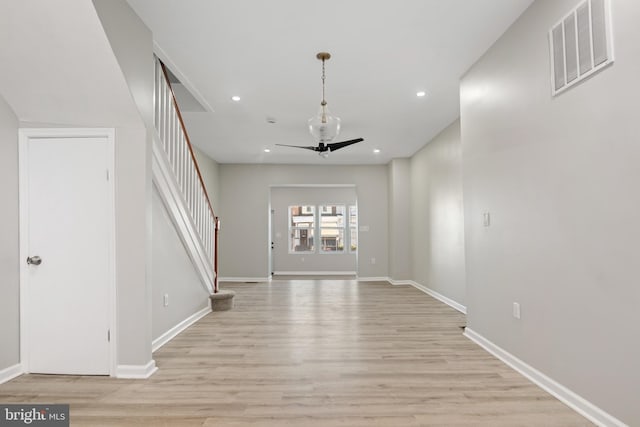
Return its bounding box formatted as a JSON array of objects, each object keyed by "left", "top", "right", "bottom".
[
  {"left": 276, "top": 52, "right": 364, "bottom": 157},
  {"left": 308, "top": 52, "right": 340, "bottom": 143}
]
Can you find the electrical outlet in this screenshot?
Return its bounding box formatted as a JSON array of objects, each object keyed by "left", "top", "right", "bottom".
[
  {"left": 512, "top": 302, "right": 521, "bottom": 319},
  {"left": 164, "top": 294, "right": 169, "bottom": 307},
  {"left": 371, "top": 257, "right": 376, "bottom": 265}
]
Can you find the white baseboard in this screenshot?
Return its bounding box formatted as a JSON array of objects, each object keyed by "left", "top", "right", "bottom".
[
  {"left": 356, "top": 277, "right": 389, "bottom": 282},
  {"left": 274, "top": 271, "right": 357, "bottom": 276},
  {"left": 0, "top": 363, "right": 23, "bottom": 384},
  {"left": 388, "top": 279, "right": 412, "bottom": 286},
  {"left": 407, "top": 280, "right": 467, "bottom": 314},
  {"left": 152, "top": 306, "right": 211, "bottom": 353},
  {"left": 464, "top": 328, "right": 626, "bottom": 427},
  {"left": 218, "top": 277, "right": 270, "bottom": 283},
  {"left": 116, "top": 360, "right": 158, "bottom": 379}
]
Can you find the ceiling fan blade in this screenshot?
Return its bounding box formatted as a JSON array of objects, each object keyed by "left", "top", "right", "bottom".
[
  {"left": 275, "top": 144, "right": 317, "bottom": 151},
  {"left": 327, "top": 138, "right": 364, "bottom": 151}
]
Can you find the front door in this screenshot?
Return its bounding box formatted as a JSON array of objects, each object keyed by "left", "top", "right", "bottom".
[{"left": 20, "top": 131, "right": 113, "bottom": 375}]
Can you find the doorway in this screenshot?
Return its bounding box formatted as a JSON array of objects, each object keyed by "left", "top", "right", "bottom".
[
  {"left": 269, "top": 185, "right": 357, "bottom": 276},
  {"left": 19, "top": 129, "right": 116, "bottom": 375}
]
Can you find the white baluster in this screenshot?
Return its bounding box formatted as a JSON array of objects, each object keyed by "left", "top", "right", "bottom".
[
  {"left": 183, "top": 137, "right": 189, "bottom": 194},
  {"left": 163, "top": 80, "right": 170, "bottom": 153},
  {"left": 155, "top": 58, "right": 218, "bottom": 276},
  {"left": 178, "top": 131, "right": 184, "bottom": 191}
]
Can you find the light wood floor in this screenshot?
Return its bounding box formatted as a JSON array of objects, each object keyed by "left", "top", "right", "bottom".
[{"left": 0, "top": 279, "right": 592, "bottom": 426}]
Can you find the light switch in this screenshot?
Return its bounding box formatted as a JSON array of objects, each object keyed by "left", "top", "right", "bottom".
[{"left": 513, "top": 302, "right": 521, "bottom": 319}]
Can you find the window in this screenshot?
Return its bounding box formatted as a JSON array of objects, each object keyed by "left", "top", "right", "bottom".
[
  {"left": 289, "top": 205, "right": 315, "bottom": 253},
  {"left": 287, "top": 203, "right": 357, "bottom": 254},
  {"left": 320, "top": 205, "right": 345, "bottom": 253},
  {"left": 349, "top": 205, "right": 358, "bottom": 252}
]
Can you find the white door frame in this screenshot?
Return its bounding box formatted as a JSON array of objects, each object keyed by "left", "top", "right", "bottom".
[{"left": 18, "top": 128, "right": 117, "bottom": 376}]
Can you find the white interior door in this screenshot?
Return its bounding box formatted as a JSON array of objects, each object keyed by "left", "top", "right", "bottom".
[{"left": 21, "top": 133, "right": 113, "bottom": 375}]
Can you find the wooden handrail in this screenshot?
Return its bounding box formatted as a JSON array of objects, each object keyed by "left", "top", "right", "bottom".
[
  {"left": 158, "top": 61, "right": 216, "bottom": 219},
  {"left": 158, "top": 60, "right": 220, "bottom": 293}
]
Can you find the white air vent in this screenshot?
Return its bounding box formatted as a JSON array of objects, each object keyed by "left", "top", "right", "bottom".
[{"left": 549, "top": 0, "right": 614, "bottom": 96}]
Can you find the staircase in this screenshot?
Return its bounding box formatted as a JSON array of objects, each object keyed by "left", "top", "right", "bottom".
[{"left": 151, "top": 56, "right": 219, "bottom": 295}]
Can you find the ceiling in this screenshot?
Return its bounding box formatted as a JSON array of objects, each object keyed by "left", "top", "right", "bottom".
[{"left": 126, "top": 0, "right": 534, "bottom": 165}]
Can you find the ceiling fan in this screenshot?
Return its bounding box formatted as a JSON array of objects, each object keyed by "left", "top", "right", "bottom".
[
  {"left": 277, "top": 138, "right": 364, "bottom": 158},
  {"left": 277, "top": 52, "right": 364, "bottom": 158}
]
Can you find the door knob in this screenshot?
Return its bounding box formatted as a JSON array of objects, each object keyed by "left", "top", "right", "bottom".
[{"left": 27, "top": 255, "right": 42, "bottom": 266}]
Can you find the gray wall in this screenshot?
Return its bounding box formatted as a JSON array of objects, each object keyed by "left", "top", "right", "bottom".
[
  {"left": 461, "top": 0, "right": 640, "bottom": 423},
  {"left": 1, "top": 0, "right": 155, "bottom": 370},
  {"left": 192, "top": 146, "right": 221, "bottom": 214},
  {"left": 410, "top": 120, "right": 466, "bottom": 305},
  {"left": 388, "top": 159, "right": 412, "bottom": 281},
  {"left": 219, "top": 164, "right": 388, "bottom": 279},
  {"left": 271, "top": 187, "right": 357, "bottom": 273},
  {"left": 93, "top": 0, "right": 154, "bottom": 366},
  {"left": 0, "top": 94, "right": 19, "bottom": 372},
  {"left": 151, "top": 188, "right": 209, "bottom": 340}
]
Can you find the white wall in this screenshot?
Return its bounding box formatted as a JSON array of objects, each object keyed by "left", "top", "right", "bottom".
[
  {"left": 0, "top": 94, "right": 19, "bottom": 372},
  {"left": 271, "top": 187, "right": 357, "bottom": 274},
  {"left": 219, "top": 164, "right": 388, "bottom": 280},
  {"left": 410, "top": 120, "right": 466, "bottom": 305},
  {"left": 388, "top": 159, "right": 412, "bottom": 281},
  {"left": 461, "top": 0, "right": 640, "bottom": 424},
  {"left": 151, "top": 189, "right": 209, "bottom": 340}
]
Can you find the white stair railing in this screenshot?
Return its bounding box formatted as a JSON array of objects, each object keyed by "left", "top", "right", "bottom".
[{"left": 153, "top": 57, "right": 219, "bottom": 293}]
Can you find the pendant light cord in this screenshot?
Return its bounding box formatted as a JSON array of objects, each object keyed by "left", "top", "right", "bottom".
[{"left": 321, "top": 57, "right": 327, "bottom": 107}]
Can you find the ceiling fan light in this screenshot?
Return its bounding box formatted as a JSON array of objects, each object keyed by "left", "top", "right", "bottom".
[{"left": 308, "top": 105, "right": 341, "bottom": 143}]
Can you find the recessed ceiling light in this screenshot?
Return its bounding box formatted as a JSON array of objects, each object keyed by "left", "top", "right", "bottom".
[
  {"left": 264, "top": 148, "right": 271, "bottom": 153},
  {"left": 373, "top": 149, "right": 381, "bottom": 154},
  {"left": 416, "top": 91, "right": 427, "bottom": 97},
  {"left": 231, "top": 96, "right": 241, "bottom": 102}
]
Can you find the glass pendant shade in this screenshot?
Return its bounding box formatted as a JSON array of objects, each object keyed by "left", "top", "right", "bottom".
[{"left": 308, "top": 104, "right": 341, "bottom": 143}]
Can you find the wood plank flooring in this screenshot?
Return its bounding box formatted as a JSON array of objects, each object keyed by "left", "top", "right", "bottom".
[{"left": 0, "top": 279, "right": 592, "bottom": 426}]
